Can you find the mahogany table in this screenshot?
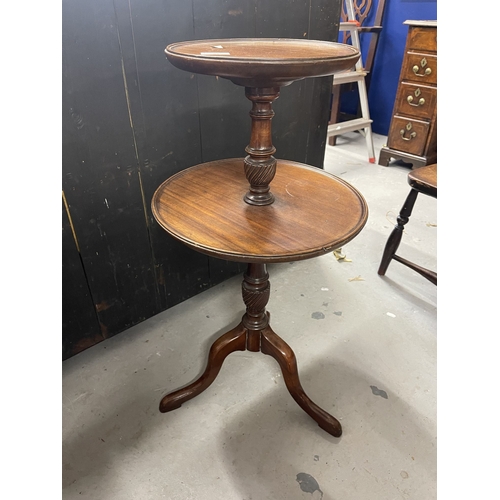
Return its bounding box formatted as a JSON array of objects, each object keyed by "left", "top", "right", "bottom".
[{"left": 152, "top": 39, "right": 368, "bottom": 437}]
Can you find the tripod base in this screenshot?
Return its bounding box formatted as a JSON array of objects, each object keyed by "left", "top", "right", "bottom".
[{"left": 159, "top": 314, "right": 342, "bottom": 437}]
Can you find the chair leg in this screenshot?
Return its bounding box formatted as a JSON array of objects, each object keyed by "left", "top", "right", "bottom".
[{"left": 378, "top": 188, "right": 419, "bottom": 276}]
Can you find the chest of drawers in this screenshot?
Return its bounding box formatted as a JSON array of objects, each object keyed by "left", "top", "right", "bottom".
[{"left": 379, "top": 20, "right": 437, "bottom": 168}]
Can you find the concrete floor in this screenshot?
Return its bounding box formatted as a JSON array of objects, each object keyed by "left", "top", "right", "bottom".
[{"left": 62, "top": 132, "right": 437, "bottom": 499}]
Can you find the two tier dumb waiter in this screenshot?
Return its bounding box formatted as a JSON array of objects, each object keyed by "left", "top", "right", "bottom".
[{"left": 152, "top": 39, "right": 368, "bottom": 437}]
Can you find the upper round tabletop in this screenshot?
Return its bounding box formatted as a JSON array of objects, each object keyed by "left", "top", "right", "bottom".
[
  {"left": 165, "top": 38, "right": 360, "bottom": 87},
  {"left": 152, "top": 159, "right": 368, "bottom": 263}
]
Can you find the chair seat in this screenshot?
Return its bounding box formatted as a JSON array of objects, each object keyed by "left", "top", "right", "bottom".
[{"left": 408, "top": 163, "right": 437, "bottom": 198}]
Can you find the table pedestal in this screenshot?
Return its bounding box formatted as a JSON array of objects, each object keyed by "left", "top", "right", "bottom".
[{"left": 159, "top": 263, "right": 342, "bottom": 436}]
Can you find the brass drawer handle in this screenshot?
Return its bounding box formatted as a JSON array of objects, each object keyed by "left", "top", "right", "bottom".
[
  {"left": 412, "top": 66, "right": 432, "bottom": 76},
  {"left": 407, "top": 95, "right": 426, "bottom": 106},
  {"left": 400, "top": 123, "right": 417, "bottom": 141},
  {"left": 412, "top": 57, "right": 432, "bottom": 77}
]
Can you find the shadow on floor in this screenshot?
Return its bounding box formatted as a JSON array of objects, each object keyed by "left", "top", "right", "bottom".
[
  {"left": 217, "top": 356, "right": 436, "bottom": 499},
  {"left": 63, "top": 311, "right": 435, "bottom": 499},
  {"left": 62, "top": 314, "right": 244, "bottom": 494}
]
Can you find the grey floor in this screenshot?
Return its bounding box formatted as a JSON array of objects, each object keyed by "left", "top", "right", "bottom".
[{"left": 62, "top": 132, "right": 437, "bottom": 500}]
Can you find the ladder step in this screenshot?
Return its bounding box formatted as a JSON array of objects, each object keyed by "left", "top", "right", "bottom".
[
  {"left": 327, "top": 118, "right": 373, "bottom": 136},
  {"left": 333, "top": 70, "right": 368, "bottom": 84}
]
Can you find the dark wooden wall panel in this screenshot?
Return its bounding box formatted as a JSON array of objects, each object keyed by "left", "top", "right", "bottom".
[
  {"left": 62, "top": 0, "right": 342, "bottom": 359},
  {"left": 120, "top": 0, "right": 214, "bottom": 309},
  {"left": 305, "top": 0, "right": 342, "bottom": 167},
  {"left": 62, "top": 0, "right": 161, "bottom": 348},
  {"left": 62, "top": 197, "right": 102, "bottom": 358}
]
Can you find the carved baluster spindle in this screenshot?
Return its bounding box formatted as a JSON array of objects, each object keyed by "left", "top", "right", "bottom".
[
  {"left": 378, "top": 189, "right": 418, "bottom": 276},
  {"left": 241, "top": 263, "right": 270, "bottom": 351},
  {"left": 243, "top": 87, "right": 280, "bottom": 206}
]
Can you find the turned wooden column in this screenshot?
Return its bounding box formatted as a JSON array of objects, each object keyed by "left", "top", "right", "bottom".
[
  {"left": 241, "top": 263, "right": 270, "bottom": 351},
  {"left": 243, "top": 87, "right": 280, "bottom": 206}
]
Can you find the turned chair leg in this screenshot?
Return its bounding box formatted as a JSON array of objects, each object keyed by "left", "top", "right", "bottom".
[{"left": 378, "top": 188, "right": 418, "bottom": 276}]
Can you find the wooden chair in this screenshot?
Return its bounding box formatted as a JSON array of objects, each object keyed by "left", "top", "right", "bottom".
[
  {"left": 327, "top": 0, "right": 386, "bottom": 162},
  {"left": 378, "top": 163, "right": 437, "bottom": 284}
]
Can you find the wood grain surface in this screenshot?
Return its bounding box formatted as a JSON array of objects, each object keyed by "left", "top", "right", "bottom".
[
  {"left": 152, "top": 158, "right": 368, "bottom": 263},
  {"left": 165, "top": 38, "right": 360, "bottom": 87},
  {"left": 408, "top": 163, "right": 437, "bottom": 197}
]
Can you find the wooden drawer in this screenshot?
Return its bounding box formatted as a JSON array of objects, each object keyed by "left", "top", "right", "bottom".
[
  {"left": 402, "top": 52, "right": 437, "bottom": 85},
  {"left": 378, "top": 22, "right": 436, "bottom": 168},
  {"left": 394, "top": 82, "right": 437, "bottom": 120},
  {"left": 407, "top": 26, "right": 437, "bottom": 52},
  {"left": 387, "top": 116, "right": 430, "bottom": 156}
]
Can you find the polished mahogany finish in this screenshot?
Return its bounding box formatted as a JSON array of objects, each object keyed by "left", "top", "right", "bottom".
[
  {"left": 165, "top": 38, "right": 360, "bottom": 87},
  {"left": 158, "top": 262, "right": 343, "bottom": 437},
  {"left": 407, "top": 162, "right": 437, "bottom": 197},
  {"left": 379, "top": 21, "right": 437, "bottom": 168},
  {"left": 378, "top": 163, "right": 437, "bottom": 284},
  {"left": 166, "top": 38, "right": 360, "bottom": 205},
  {"left": 152, "top": 159, "right": 368, "bottom": 263},
  {"left": 153, "top": 38, "right": 368, "bottom": 437},
  {"left": 243, "top": 87, "right": 280, "bottom": 205}
]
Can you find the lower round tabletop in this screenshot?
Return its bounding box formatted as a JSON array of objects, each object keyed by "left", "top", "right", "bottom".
[{"left": 152, "top": 158, "right": 368, "bottom": 263}]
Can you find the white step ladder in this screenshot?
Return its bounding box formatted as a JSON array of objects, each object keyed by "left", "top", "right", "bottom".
[{"left": 327, "top": 0, "right": 376, "bottom": 163}]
